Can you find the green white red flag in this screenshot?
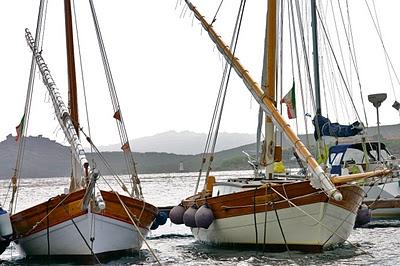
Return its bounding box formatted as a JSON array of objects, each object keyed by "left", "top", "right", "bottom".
[
  {"left": 280, "top": 82, "right": 296, "bottom": 119},
  {"left": 15, "top": 115, "right": 25, "bottom": 142}
]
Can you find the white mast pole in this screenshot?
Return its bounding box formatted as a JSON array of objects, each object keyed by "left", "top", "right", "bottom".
[{"left": 25, "top": 29, "right": 89, "bottom": 186}]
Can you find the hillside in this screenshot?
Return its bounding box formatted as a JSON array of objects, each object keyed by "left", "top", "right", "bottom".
[
  {"left": 1, "top": 123, "right": 400, "bottom": 178},
  {"left": 98, "top": 131, "right": 255, "bottom": 154}
]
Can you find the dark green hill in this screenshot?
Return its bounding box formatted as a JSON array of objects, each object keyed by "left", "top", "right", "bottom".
[{"left": 1, "top": 123, "right": 399, "bottom": 178}]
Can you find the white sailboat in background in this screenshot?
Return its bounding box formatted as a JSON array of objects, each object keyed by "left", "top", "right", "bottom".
[
  {"left": 1, "top": 0, "right": 161, "bottom": 261},
  {"left": 168, "top": 0, "right": 398, "bottom": 251}
]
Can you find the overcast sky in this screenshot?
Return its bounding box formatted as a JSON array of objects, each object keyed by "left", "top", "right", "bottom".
[{"left": 0, "top": 0, "right": 399, "bottom": 147}]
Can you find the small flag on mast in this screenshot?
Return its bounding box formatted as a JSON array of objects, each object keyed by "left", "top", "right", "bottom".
[
  {"left": 392, "top": 101, "right": 400, "bottom": 111},
  {"left": 113, "top": 110, "right": 121, "bottom": 121},
  {"left": 280, "top": 82, "right": 296, "bottom": 119},
  {"left": 121, "top": 141, "right": 130, "bottom": 152},
  {"left": 15, "top": 115, "right": 25, "bottom": 142}
]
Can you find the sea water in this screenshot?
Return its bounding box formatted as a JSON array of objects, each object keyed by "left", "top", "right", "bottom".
[{"left": 0, "top": 170, "right": 398, "bottom": 265}]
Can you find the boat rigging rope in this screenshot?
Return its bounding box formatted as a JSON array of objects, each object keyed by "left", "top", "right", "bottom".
[
  {"left": 113, "top": 191, "right": 161, "bottom": 265},
  {"left": 46, "top": 200, "right": 50, "bottom": 259},
  {"left": 271, "top": 201, "right": 291, "bottom": 255},
  {"left": 365, "top": 0, "right": 400, "bottom": 103},
  {"left": 295, "top": 1, "right": 329, "bottom": 143},
  {"left": 8, "top": 0, "right": 48, "bottom": 214},
  {"left": 255, "top": 1, "right": 265, "bottom": 170},
  {"left": 340, "top": 0, "right": 368, "bottom": 126},
  {"left": 321, "top": 204, "right": 353, "bottom": 247},
  {"left": 78, "top": 164, "right": 160, "bottom": 264},
  {"left": 325, "top": 12, "right": 354, "bottom": 123},
  {"left": 320, "top": 51, "right": 340, "bottom": 120},
  {"left": 293, "top": 0, "right": 317, "bottom": 115},
  {"left": 88, "top": 0, "right": 142, "bottom": 199},
  {"left": 318, "top": 4, "right": 357, "bottom": 124},
  {"left": 277, "top": 0, "right": 285, "bottom": 147},
  {"left": 288, "top": 1, "right": 310, "bottom": 147},
  {"left": 81, "top": 129, "right": 130, "bottom": 194},
  {"left": 262, "top": 186, "right": 268, "bottom": 252},
  {"left": 328, "top": 1, "right": 351, "bottom": 91},
  {"left": 316, "top": 9, "right": 363, "bottom": 124},
  {"left": 205, "top": 0, "right": 247, "bottom": 177},
  {"left": 286, "top": 0, "right": 300, "bottom": 136},
  {"left": 71, "top": 0, "right": 93, "bottom": 153},
  {"left": 60, "top": 204, "right": 102, "bottom": 265},
  {"left": 323, "top": 47, "right": 353, "bottom": 122},
  {"left": 194, "top": 0, "right": 247, "bottom": 194},
  {"left": 24, "top": 192, "right": 73, "bottom": 236},
  {"left": 268, "top": 185, "right": 373, "bottom": 257},
  {"left": 210, "top": 0, "right": 224, "bottom": 25},
  {"left": 252, "top": 188, "right": 258, "bottom": 247},
  {"left": 365, "top": 169, "right": 390, "bottom": 210},
  {"left": 90, "top": 207, "right": 96, "bottom": 250},
  {"left": 255, "top": 109, "right": 263, "bottom": 174}
]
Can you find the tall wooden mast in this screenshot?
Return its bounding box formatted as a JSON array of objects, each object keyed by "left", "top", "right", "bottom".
[
  {"left": 183, "top": 0, "right": 343, "bottom": 201},
  {"left": 64, "top": 0, "right": 79, "bottom": 134},
  {"left": 311, "top": 0, "right": 321, "bottom": 115},
  {"left": 261, "top": 0, "right": 278, "bottom": 178},
  {"left": 64, "top": 0, "right": 82, "bottom": 190}
]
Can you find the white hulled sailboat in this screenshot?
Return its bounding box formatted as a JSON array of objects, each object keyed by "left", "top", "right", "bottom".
[
  {"left": 7, "top": 0, "right": 158, "bottom": 261},
  {"left": 169, "top": 0, "right": 395, "bottom": 251}
]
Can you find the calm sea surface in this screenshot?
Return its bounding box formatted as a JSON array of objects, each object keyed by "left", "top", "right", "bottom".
[{"left": 0, "top": 170, "right": 399, "bottom": 265}]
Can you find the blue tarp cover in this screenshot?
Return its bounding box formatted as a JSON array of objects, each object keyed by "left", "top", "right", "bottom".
[{"left": 313, "top": 115, "right": 363, "bottom": 140}]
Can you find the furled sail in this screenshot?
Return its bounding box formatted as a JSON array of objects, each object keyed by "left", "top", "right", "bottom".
[
  {"left": 313, "top": 115, "right": 363, "bottom": 140},
  {"left": 25, "top": 29, "right": 89, "bottom": 181}
]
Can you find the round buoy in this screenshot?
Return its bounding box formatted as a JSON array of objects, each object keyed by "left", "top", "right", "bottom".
[
  {"left": 169, "top": 204, "right": 185, "bottom": 224},
  {"left": 150, "top": 221, "right": 159, "bottom": 230},
  {"left": 195, "top": 204, "right": 214, "bottom": 229},
  {"left": 156, "top": 211, "right": 168, "bottom": 226},
  {"left": 355, "top": 204, "right": 371, "bottom": 227},
  {"left": 183, "top": 205, "right": 198, "bottom": 227}
]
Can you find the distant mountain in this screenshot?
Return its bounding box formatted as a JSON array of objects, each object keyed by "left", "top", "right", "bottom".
[
  {"left": 0, "top": 134, "right": 71, "bottom": 179},
  {"left": 1, "top": 123, "right": 399, "bottom": 178},
  {"left": 0, "top": 134, "right": 255, "bottom": 178},
  {"left": 98, "top": 130, "right": 256, "bottom": 155}
]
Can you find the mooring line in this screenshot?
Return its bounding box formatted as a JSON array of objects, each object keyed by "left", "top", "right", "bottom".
[
  {"left": 322, "top": 207, "right": 354, "bottom": 247},
  {"left": 253, "top": 187, "right": 259, "bottom": 249},
  {"left": 24, "top": 192, "right": 73, "bottom": 236},
  {"left": 113, "top": 192, "right": 161, "bottom": 265},
  {"left": 92, "top": 173, "right": 161, "bottom": 264},
  {"left": 269, "top": 186, "right": 373, "bottom": 257},
  {"left": 271, "top": 200, "right": 291, "bottom": 258},
  {"left": 262, "top": 186, "right": 268, "bottom": 252},
  {"left": 61, "top": 204, "right": 102, "bottom": 265}
]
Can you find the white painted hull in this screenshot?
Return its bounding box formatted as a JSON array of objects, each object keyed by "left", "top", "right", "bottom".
[
  {"left": 371, "top": 208, "right": 400, "bottom": 218},
  {"left": 15, "top": 212, "right": 148, "bottom": 256},
  {"left": 364, "top": 181, "right": 400, "bottom": 218},
  {"left": 192, "top": 202, "right": 355, "bottom": 249}
]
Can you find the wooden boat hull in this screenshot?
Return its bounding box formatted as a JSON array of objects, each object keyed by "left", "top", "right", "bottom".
[
  {"left": 10, "top": 189, "right": 157, "bottom": 256},
  {"left": 183, "top": 181, "right": 363, "bottom": 251}
]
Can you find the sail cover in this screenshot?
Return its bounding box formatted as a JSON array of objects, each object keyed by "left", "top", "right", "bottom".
[{"left": 313, "top": 115, "right": 363, "bottom": 140}]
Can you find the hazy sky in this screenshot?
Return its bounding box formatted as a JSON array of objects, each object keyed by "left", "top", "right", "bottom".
[{"left": 0, "top": 0, "right": 399, "bottom": 147}]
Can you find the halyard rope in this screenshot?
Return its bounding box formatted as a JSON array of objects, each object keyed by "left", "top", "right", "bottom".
[
  {"left": 113, "top": 192, "right": 161, "bottom": 265},
  {"left": 269, "top": 185, "right": 373, "bottom": 257}
]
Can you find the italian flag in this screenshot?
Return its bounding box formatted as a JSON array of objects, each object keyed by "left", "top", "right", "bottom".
[
  {"left": 15, "top": 115, "right": 25, "bottom": 142},
  {"left": 280, "top": 82, "right": 296, "bottom": 119}
]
